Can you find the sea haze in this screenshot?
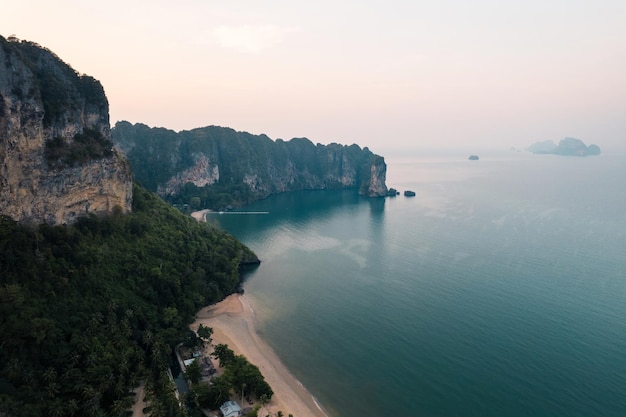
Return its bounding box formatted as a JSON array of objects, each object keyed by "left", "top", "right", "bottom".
[{"left": 209, "top": 151, "right": 626, "bottom": 417}]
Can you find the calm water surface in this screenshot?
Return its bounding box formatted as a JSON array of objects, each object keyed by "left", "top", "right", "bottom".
[{"left": 209, "top": 151, "right": 626, "bottom": 417}]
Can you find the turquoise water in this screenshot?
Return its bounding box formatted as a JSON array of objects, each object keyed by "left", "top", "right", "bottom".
[{"left": 208, "top": 151, "right": 626, "bottom": 417}]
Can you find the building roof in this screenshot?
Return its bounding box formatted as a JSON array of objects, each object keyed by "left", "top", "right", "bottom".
[{"left": 220, "top": 400, "right": 242, "bottom": 417}]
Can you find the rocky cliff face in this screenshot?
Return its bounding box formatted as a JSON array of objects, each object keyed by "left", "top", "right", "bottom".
[
  {"left": 0, "top": 36, "right": 132, "bottom": 224},
  {"left": 360, "top": 155, "right": 388, "bottom": 197},
  {"left": 112, "top": 122, "right": 388, "bottom": 209}
]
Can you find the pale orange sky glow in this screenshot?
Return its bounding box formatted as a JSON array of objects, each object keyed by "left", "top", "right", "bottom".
[{"left": 2, "top": 0, "right": 625, "bottom": 153}]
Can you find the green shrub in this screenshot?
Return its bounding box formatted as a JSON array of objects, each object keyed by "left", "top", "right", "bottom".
[{"left": 45, "top": 128, "right": 114, "bottom": 169}]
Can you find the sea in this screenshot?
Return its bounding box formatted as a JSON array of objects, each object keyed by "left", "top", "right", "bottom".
[{"left": 207, "top": 150, "right": 626, "bottom": 417}]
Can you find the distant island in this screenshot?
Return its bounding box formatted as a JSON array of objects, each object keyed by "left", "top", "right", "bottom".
[
  {"left": 527, "top": 137, "right": 601, "bottom": 156},
  {"left": 468, "top": 155, "right": 479, "bottom": 160}
]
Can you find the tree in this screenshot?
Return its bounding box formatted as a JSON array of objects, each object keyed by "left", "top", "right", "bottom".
[
  {"left": 194, "top": 375, "right": 231, "bottom": 409},
  {"left": 212, "top": 343, "right": 235, "bottom": 367},
  {"left": 197, "top": 324, "right": 213, "bottom": 345},
  {"left": 184, "top": 359, "right": 202, "bottom": 385}
]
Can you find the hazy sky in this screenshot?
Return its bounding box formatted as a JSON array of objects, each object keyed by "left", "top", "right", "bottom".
[{"left": 3, "top": 0, "right": 625, "bottom": 153}]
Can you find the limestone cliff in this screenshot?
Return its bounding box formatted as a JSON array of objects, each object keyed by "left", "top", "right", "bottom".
[
  {"left": 527, "top": 137, "right": 601, "bottom": 156},
  {"left": 0, "top": 36, "right": 132, "bottom": 224},
  {"left": 112, "top": 122, "right": 388, "bottom": 209}
]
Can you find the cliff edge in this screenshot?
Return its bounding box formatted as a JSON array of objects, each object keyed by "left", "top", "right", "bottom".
[
  {"left": 0, "top": 36, "right": 132, "bottom": 224},
  {"left": 112, "top": 122, "right": 388, "bottom": 209}
]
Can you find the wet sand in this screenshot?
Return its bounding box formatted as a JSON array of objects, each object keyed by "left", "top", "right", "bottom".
[{"left": 191, "top": 294, "right": 330, "bottom": 417}]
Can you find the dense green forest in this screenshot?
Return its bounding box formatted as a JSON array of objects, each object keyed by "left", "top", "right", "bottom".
[{"left": 0, "top": 185, "right": 259, "bottom": 417}]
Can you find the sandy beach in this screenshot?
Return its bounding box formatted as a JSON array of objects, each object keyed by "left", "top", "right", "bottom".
[
  {"left": 191, "top": 209, "right": 211, "bottom": 222},
  {"left": 191, "top": 294, "right": 330, "bottom": 417}
]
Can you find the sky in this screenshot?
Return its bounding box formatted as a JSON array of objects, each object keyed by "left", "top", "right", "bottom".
[{"left": 2, "top": 0, "right": 625, "bottom": 153}]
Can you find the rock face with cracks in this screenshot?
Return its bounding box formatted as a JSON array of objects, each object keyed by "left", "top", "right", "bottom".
[{"left": 0, "top": 36, "right": 132, "bottom": 224}]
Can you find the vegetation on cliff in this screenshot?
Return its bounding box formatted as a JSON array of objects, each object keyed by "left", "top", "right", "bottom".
[
  {"left": 45, "top": 128, "right": 114, "bottom": 169},
  {"left": 1, "top": 35, "right": 132, "bottom": 225},
  {"left": 0, "top": 184, "right": 258, "bottom": 417},
  {"left": 0, "top": 36, "right": 108, "bottom": 127},
  {"left": 111, "top": 121, "right": 387, "bottom": 210}
]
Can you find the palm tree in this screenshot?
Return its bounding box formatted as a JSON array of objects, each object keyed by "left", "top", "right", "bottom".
[
  {"left": 67, "top": 398, "right": 79, "bottom": 417},
  {"left": 48, "top": 398, "right": 65, "bottom": 417}
]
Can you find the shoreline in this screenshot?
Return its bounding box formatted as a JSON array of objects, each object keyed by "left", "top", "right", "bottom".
[
  {"left": 191, "top": 294, "right": 331, "bottom": 417},
  {"left": 191, "top": 209, "right": 211, "bottom": 222}
]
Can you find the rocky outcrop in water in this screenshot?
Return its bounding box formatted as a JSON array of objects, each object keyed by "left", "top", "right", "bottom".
[
  {"left": 112, "top": 122, "right": 388, "bottom": 209},
  {"left": 527, "top": 138, "right": 601, "bottom": 156},
  {"left": 0, "top": 36, "right": 132, "bottom": 224}
]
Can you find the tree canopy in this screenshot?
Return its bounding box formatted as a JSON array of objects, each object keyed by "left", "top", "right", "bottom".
[
  {"left": 202, "top": 344, "right": 273, "bottom": 408},
  {"left": 0, "top": 184, "right": 258, "bottom": 417}
]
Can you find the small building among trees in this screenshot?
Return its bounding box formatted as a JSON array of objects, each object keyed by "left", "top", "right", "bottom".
[{"left": 220, "top": 400, "right": 242, "bottom": 417}]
